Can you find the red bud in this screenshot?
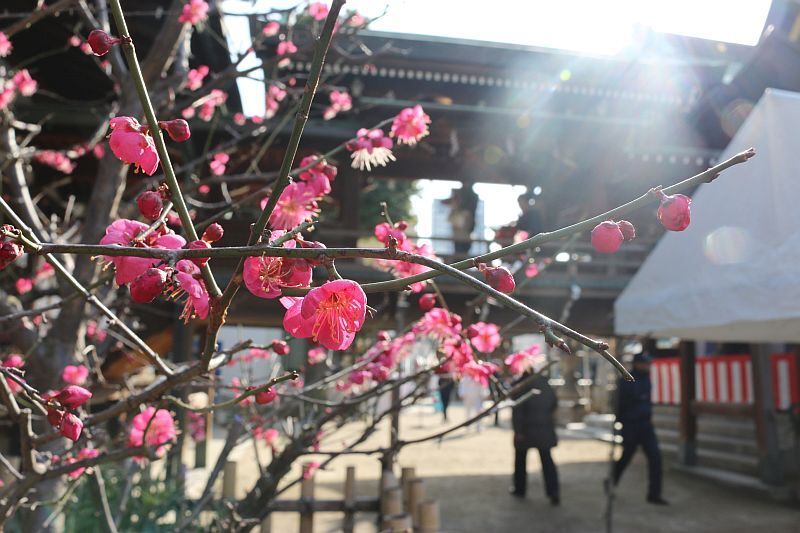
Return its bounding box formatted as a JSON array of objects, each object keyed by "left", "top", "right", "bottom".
[
  {"left": 479, "top": 264, "right": 516, "bottom": 294},
  {"left": 186, "top": 239, "right": 211, "bottom": 266},
  {"left": 159, "top": 119, "right": 191, "bottom": 142},
  {"left": 87, "top": 30, "right": 120, "bottom": 56},
  {"left": 656, "top": 191, "right": 692, "bottom": 232},
  {"left": 60, "top": 413, "right": 83, "bottom": 441},
  {"left": 591, "top": 221, "right": 624, "bottom": 254},
  {"left": 137, "top": 191, "right": 163, "bottom": 221},
  {"left": 418, "top": 293, "right": 436, "bottom": 311},
  {"left": 617, "top": 220, "right": 636, "bottom": 241},
  {"left": 255, "top": 387, "right": 277, "bottom": 405},
  {"left": 130, "top": 268, "right": 167, "bottom": 303},
  {"left": 271, "top": 339, "right": 290, "bottom": 355},
  {"left": 202, "top": 223, "right": 224, "bottom": 243},
  {"left": 56, "top": 385, "right": 92, "bottom": 409}
]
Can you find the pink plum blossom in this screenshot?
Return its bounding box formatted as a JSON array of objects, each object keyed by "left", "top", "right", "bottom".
[
  {"left": 99, "top": 219, "right": 186, "bottom": 285},
  {"left": 262, "top": 21, "right": 281, "bottom": 37},
  {"left": 173, "top": 259, "right": 210, "bottom": 321},
  {"left": 308, "top": 2, "right": 329, "bottom": 21},
  {"left": 525, "top": 262, "right": 540, "bottom": 278},
  {"left": 390, "top": 105, "right": 431, "bottom": 145},
  {"left": 186, "top": 65, "right": 209, "bottom": 91},
  {"left": 209, "top": 152, "right": 229, "bottom": 175},
  {"left": 260, "top": 182, "right": 320, "bottom": 230},
  {"left": 66, "top": 448, "right": 100, "bottom": 479},
  {"left": 277, "top": 40, "right": 298, "bottom": 56},
  {"left": 15, "top": 278, "right": 33, "bottom": 294},
  {"left": 128, "top": 407, "right": 176, "bottom": 457},
  {"left": 297, "top": 154, "right": 337, "bottom": 196},
  {"left": 265, "top": 84, "right": 287, "bottom": 119},
  {"left": 413, "top": 308, "right": 461, "bottom": 339},
  {"left": 0, "top": 32, "right": 12, "bottom": 57},
  {"left": 12, "top": 70, "right": 37, "bottom": 97},
  {"left": 283, "top": 280, "right": 367, "bottom": 350},
  {"left": 62, "top": 365, "right": 89, "bottom": 386},
  {"left": 243, "top": 235, "right": 312, "bottom": 298},
  {"left": 467, "top": 322, "right": 502, "bottom": 353},
  {"left": 307, "top": 347, "right": 327, "bottom": 365},
  {"left": 346, "top": 128, "right": 395, "bottom": 171},
  {"left": 179, "top": 0, "right": 209, "bottom": 25},
  {"left": 33, "top": 150, "right": 76, "bottom": 174},
  {"left": 108, "top": 116, "right": 159, "bottom": 175},
  {"left": 462, "top": 360, "right": 497, "bottom": 386},
  {"left": 323, "top": 90, "right": 352, "bottom": 120},
  {"left": 505, "top": 345, "right": 545, "bottom": 376}
]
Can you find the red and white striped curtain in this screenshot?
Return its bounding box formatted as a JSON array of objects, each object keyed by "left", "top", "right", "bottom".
[{"left": 649, "top": 353, "right": 798, "bottom": 410}]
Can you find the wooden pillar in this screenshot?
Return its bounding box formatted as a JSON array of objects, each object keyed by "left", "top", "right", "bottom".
[
  {"left": 678, "top": 341, "right": 697, "bottom": 465},
  {"left": 400, "top": 467, "right": 415, "bottom": 507},
  {"left": 222, "top": 460, "right": 238, "bottom": 499},
  {"left": 408, "top": 479, "right": 425, "bottom": 529},
  {"left": 336, "top": 168, "right": 361, "bottom": 247},
  {"left": 300, "top": 467, "right": 315, "bottom": 533},
  {"left": 418, "top": 500, "right": 441, "bottom": 533},
  {"left": 750, "top": 344, "right": 783, "bottom": 485},
  {"left": 342, "top": 466, "right": 356, "bottom": 533}
]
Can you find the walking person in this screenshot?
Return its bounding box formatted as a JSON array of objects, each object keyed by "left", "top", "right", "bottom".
[
  {"left": 510, "top": 372, "right": 560, "bottom": 505},
  {"left": 437, "top": 372, "right": 455, "bottom": 422},
  {"left": 458, "top": 374, "right": 487, "bottom": 432},
  {"left": 609, "top": 352, "right": 668, "bottom": 505}
]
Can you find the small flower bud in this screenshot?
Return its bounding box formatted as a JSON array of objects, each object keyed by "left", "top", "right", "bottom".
[
  {"left": 87, "top": 29, "right": 120, "bottom": 56},
  {"left": 47, "top": 407, "right": 64, "bottom": 428},
  {"left": 130, "top": 268, "right": 167, "bottom": 303},
  {"left": 202, "top": 223, "right": 224, "bottom": 243},
  {"left": 418, "top": 293, "right": 436, "bottom": 311},
  {"left": 158, "top": 119, "right": 191, "bottom": 142},
  {"left": 255, "top": 387, "right": 277, "bottom": 405},
  {"left": 0, "top": 225, "right": 24, "bottom": 270},
  {"left": 655, "top": 190, "right": 692, "bottom": 231},
  {"left": 465, "top": 324, "right": 480, "bottom": 338},
  {"left": 56, "top": 385, "right": 92, "bottom": 409},
  {"left": 478, "top": 264, "right": 516, "bottom": 294},
  {"left": 376, "top": 330, "right": 391, "bottom": 342},
  {"left": 186, "top": 239, "right": 211, "bottom": 266},
  {"left": 617, "top": 220, "right": 636, "bottom": 241},
  {"left": 591, "top": 221, "right": 624, "bottom": 254},
  {"left": 137, "top": 191, "right": 163, "bottom": 221},
  {"left": 60, "top": 413, "right": 83, "bottom": 441},
  {"left": 271, "top": 339, "right": 290, "bottom": 355}
]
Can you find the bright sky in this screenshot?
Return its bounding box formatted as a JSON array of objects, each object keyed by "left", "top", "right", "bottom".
[{"left": 221, "top": 0, "right": 772, "bottom": 236}]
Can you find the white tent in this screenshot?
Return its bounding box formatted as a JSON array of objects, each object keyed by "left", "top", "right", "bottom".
[{"left": 615, "top": 89, "right": 800, "bottom": 342}]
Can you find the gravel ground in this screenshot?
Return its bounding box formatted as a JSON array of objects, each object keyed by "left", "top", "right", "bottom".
[{"left": 188, "top": 404, "right": 800, "bottom": 532}]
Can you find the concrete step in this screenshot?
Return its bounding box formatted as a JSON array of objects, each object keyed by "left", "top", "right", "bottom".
[
  {"left": 696, "top": 447, "right": 759, "bottom": 476},
  {"left": 671, "top": 464, "right": 796, "bottom": 502},
  {"left": 697, "top": 416, "right": 756, "bottom": 439},
  {"left": 654, "top": 428, "right": 758, "bottom": 455}
]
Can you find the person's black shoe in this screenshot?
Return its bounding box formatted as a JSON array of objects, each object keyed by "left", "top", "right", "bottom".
[
  {"left": 549, "top": 496, "right": 560, "bottom": 506},
  {"left": 508, "top": 487, "right": 525, "bottom": 498},
  {"left": 647, "top": 496, "right": 669, "bottom": 505}
]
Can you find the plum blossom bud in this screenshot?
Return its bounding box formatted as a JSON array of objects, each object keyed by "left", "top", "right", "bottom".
[
  {"left": 591, "top": 221, "right": 624, "bottom": 254},
  {"left": 0, "top": 225, "right": 24, "bottom": 270},
  {"left": 418, "top": 293, "right": 436, "bottom": 311},
  {"left": 465, "top": 324, "right": 480, "bottom": 338},
  {"left": 130, "top": 268, "right": 167, "bottom": 303},
  {"left": 87, "top": 30, "right": 121, "bottom": 56},
  {"left": 654, "top": 189, "right": 692, "bottom": 231},
  {"left": 617, "top": 220, "right": 636, "bottom": 241},
  {"left": 137, "top": 191, "right": 163, "bottom": 221},
  {"left": 47, "top": 407, "right": 64, "bottom": 428},
  {"left": 478, "top": 264, "right": 515, "bottom": 294},
  {"left": 158, "top": 119, "right": 191, "bottom": 142},
  {"left": 186, "top": 239, "right": 211, "bottom": 266},
  {"left": 271, "top": 339, "right": 290, "bottom": 355},
  {"left": 56, "top": 385, "right": 92, "bottom": 409},
  {"left": 202, "top": 223, "right": 224, "bottom": 243},
  {"left": 60, "top": 413, "right": 83, "bottom": 441},
  {"left": 376, "top": 330, "right": 391, "bottom": 342},
  {"left": 255, "top": 387, "right": 277, "bottom": 405}
]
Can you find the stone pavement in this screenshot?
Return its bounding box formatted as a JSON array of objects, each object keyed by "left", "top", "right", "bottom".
[{"left": 189, "top": 404, "right": 800, "bottom": 532}]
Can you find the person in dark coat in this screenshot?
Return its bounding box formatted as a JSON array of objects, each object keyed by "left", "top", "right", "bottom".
[
  {"left": 610, "top": 353, "right": 668, "bottom": 505},
  {"left": 510, "top": 373, "right": 560, "bottom": 504}
]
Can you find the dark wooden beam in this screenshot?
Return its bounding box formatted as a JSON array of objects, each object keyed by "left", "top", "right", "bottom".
[{"left": 750, "top": 344, "right": 784, "bottom": 485}]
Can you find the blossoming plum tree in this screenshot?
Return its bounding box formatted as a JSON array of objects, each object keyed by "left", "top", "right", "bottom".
[{"left": 0, "top": 1, "right": 754, "bottom": 530}]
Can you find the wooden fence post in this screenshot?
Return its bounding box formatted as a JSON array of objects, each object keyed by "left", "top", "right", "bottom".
[
  {"left": 222, "top": 459, "right": 237, "bottom": 499},
  {"left": 382, "top": 486, "right": 403, "bottom": 523},
  {"left": 418, "top": 500, "right": 440, "bottom": 533},
  {"left": 342, "top": 466, "right": 356, "bottom": 533},
  {"left": 408, "top": 479, "right": 425, "bottom": 529},
  {"left": 400, "top": 467, "right": 415, "bottom": 506},
  {"left": 383, "top": 513, "right": 412, "bottom": 532},
  {"left": 300, "top": 466, "right": 315, "bottom": 533}
]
